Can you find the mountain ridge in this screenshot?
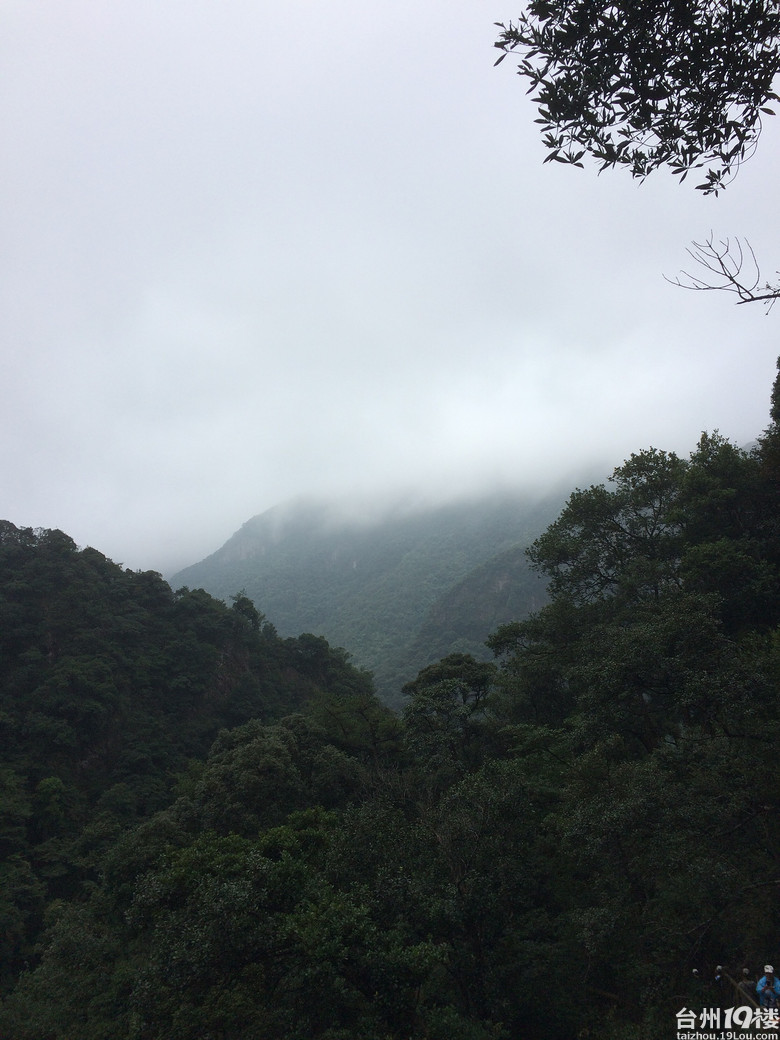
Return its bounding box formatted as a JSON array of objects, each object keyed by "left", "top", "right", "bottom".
[{"left": 171, "top": 488, "right": 571, "bottom": 704}]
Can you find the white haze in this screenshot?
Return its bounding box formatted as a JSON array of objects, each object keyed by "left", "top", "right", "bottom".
[{"left": 2, "top": 0, "right": 779, "bottom": 573}]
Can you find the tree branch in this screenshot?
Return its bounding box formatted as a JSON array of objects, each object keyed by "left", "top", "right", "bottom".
[{"left": 666, "top": 234, "right": 780, "bottom": 311}]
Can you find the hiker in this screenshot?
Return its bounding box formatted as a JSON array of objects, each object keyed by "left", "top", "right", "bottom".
[
  {"left": 757, "top": 965, "right": 780, "bottom": 1007},
  {"left": 740, "top": 968, "right": 757, "bottom": 1004}
]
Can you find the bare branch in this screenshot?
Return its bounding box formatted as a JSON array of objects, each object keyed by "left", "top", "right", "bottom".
[{"left": 666, "top": 234, "right": 780, "bottom": 312}]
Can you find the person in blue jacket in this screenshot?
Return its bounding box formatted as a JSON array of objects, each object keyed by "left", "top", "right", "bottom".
[{"left": 757, "top": 965, "right": 780, "bottom": 1007}]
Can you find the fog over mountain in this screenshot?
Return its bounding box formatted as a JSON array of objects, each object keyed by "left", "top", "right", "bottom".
[
  {"left": 2, "top": 2, "right": 779, "bottom": 574},
  {"left": 171, "top": 487, "right": 572, "bottom": 703}
]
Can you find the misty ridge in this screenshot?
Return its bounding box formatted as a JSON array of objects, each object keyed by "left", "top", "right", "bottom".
[
  {"left": 169, "top": 480, "right": 590, "bottom": 705},
  {"left": 166, "top": 426, "right": 758, "bottom": 706}
]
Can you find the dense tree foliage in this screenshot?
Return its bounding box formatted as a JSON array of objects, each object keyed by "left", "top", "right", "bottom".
[
  {"left": 495, "top": 0, "right": 780, "bottom": 194},
  {"left": 0, "top": 527, "right": 374, "bottom": 992},
  {"left": 1, "top": 365, "right": 779, "bottom": 1038}
]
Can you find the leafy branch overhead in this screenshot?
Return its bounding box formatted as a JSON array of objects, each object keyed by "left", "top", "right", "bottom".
[{"left": 495, "top": 1, "right": 780, "bottom": 194}]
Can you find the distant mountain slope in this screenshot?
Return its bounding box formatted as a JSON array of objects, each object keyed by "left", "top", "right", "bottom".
[
  {"left": 171, "top": 491, "right": 567, "bottom": 705},
  {"left": 401, "top": 542, "right": 549, "bottom": 688}
]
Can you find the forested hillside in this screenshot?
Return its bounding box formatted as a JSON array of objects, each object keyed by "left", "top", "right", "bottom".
[
  {"left": 0, "top": 528, "right": 376, "bottom": 998},
  {"left": 171, "top": 492, "right": 566, "bottom": 705},
  {"left": 1, "top": 366, "right": 779, "bottom": 1039}
]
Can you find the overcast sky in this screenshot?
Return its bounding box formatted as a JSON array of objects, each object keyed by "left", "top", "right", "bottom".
[{"left": 3, "top": 0, "right": 779, "bottom": 574}]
